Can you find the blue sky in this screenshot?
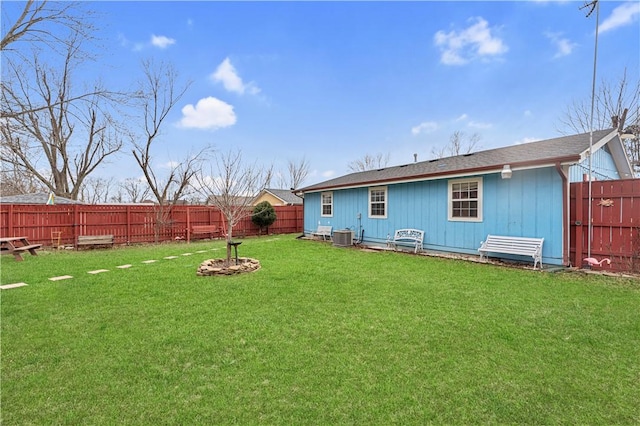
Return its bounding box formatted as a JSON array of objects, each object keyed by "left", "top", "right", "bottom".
[{"left": 9, "top": 1, "right": 640, "bottom": 188}]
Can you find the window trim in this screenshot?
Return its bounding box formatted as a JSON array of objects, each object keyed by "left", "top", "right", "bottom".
[
  {"left": 448, "top": 177, "right": 483, "bottom": 222},
  {"left": 368, "top": 186, "right": 388, "bottom": 219},
  {"left": 321, "top": 191, "right": 333, "bottom": 217}
]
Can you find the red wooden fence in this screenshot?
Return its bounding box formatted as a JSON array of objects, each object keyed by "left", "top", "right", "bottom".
[
  {"left": 570, "top": 179, "right": 640, "bottom": 273},
  {"left": 0, "top": 204, "right": 303, "bottom": 248}
]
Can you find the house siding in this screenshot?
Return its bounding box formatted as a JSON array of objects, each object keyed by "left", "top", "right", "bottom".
[
  {"left": 569, "top": 145, "right": 620, "bottom": 182},
  {"left": 254, "top": 193, "right": 285, "bottom": 206},
  {"left": 304, "top": 167, "right": 564, "bottom": 265}
]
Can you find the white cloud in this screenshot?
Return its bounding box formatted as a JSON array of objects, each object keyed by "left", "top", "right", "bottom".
[
  {"left": 211, "top": 57, "right": 261, "bottom": 95},
  {"left": 455, "top": 114, "right": 469, "bottom": 122},
  {"left": 514, "top": 137, "right": 540, "bottom": 145},
  {"left": 151, "top": 34, "right": 176, "bottom": 49},
  {"left": 321, "top": 170, "right": 335, "bottom": 178},
  {"left": 434, "top": 17, "right": 508, "bottom": 65},
  {"left": 179, "top": 97, "right": 237, "bottom": 130},
  {"left": 468, "top": 121, "right": 492, "bottom": 129},
  {"left": 544, "top": 31, "right": 577, "bottom": 58},
  {"left": 524, "top": 110, "right": 533, "bottom": 117},
  {"left": 411, "top": 121, "right": 438, "bottom": 135},
  {"left": 599, "top": 2, "right": 640, "bottom": 34},
  {"left": 118, "top": 33, "right": 175, "bottom": 51}
]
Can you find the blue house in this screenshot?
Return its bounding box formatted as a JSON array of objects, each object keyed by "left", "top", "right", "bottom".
[{"left": 299, "top": 129, "right": 634, "bottom": 266}]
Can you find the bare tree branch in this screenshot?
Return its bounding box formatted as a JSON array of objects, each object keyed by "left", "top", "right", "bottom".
[
  {"left": 1, "top": 0, "right": 95, "bottom": 53},
  {"left": 1, "top": 34, "right": 124, "bottom": 200},
  {"left": 347, "top": 152, "right": 390, "bottom": 172},
  {"left": 431, "top": 131, "right": 481, "bottom": 159},
  {"left": 287, "top": 157, "right": 310, "bottom": 189},
  {"left": 131, "top": 59, "right": 194, "bottom": 204},
  {"left": 558, "top": 68, "right": 640, "bottom": 134},
  {"left": 558, "top": 69, "right": 640, "bottom": 176}
]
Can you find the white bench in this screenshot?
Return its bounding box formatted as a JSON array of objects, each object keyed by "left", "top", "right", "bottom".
[
  {"left": 387, "top": 229, "right": 424, "bottom": 253},
  {"left": 311, "top": 225, "right": 332, "bottom": 241},
  {"left": 478, "top": 235, "right": 544, "bottom": 269}
]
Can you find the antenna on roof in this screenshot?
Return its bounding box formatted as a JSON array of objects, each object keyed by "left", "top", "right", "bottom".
[
  {"left": 580, "top": 0, "right": 597, "bottom": 18},
  {"left": 581, "top": 0, "right": 599, "bottom": 261}
]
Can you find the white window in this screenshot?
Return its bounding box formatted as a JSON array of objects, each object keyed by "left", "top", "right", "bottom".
[
  {"left": 369, "top": 186, "right": 387, "bottom": 218},
  {"left": 321, "top": 192, "right": 333, "bottom": 217},
  {"left": 448, "top": 178, "right": 482, "bottom": 222}
]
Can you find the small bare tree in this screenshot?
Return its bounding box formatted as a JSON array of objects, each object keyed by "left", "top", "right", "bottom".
[
  {"left": 347, "top": 152, "right": 390, "bottom": 172},
  {"left": 431, "top": 131, "right": 481, "bottom": 159},
  {"left": 194, "top": 150, "right": 272, "bottom": 263}
]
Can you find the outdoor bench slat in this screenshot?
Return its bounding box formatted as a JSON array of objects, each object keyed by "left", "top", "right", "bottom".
[
  {"left": 311, "top": 225, "right": 332, "bottom": 241},
  {"left": 12, "top": 244, "right": 42, "bottom": 253},
  {"left": 387, "top": 228, "right": 424, "bottom": 253},
  {"left": 478, "top": 235, "right": 544, "bottom": 269},
  {"left": 191, "top": 225, "right": 220, "bottom": 238},
  {"left": 77, "top": 235, "right": 114, "bottom": 248}
]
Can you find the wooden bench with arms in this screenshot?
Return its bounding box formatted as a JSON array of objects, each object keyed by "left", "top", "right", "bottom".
[
  {"left": 190, "top": 225, "right": 221, "bottom": 239},
  {"left": 77, "top": 235, "right": 114, "bottom": 249},
  {"left": 387, "top": 229, "right": 424, "bottom": 253},
  {"left": 311, "top": 225, "right": 332, "bottom": 241},
  {"left": 478, "top": 235, "right": 544, "bottom": 269}
]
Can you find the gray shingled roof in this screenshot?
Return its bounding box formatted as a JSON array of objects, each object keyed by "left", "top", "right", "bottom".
[
  {"left": 263, "top": 188, "right": 303, "bottom": 205},
  {"left": 300, "top": 129, "right": 617, "bottom": 192},
  {"left": 0, "top": 192, "right": 83, "bottom": 204}
]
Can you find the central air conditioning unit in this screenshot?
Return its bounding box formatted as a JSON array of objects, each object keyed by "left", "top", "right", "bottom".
[{"left": 333, "top": 230, "right": 353, "bottom": 247}]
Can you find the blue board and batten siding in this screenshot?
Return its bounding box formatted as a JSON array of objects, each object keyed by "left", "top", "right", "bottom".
[
  {"left": 569, "top": 145, "right": 621, "bottom": 182},
  {"left": 304, "top": 167, "right": 565, "bottom": 265}
]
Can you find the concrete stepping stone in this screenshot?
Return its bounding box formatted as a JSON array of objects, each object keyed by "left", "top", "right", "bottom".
[
  {"left": 117, "top": 264, "right": 132, "bottom": 269},
  {"left": 141, "top": 260, "right": 157, "bottom": 264},
  {"left": 88, "top": 269, "right": 109, "bottom": 274},
  {"left": 195, "top": 250, "right": 207, "bottom": 253},
  {"left": 0, "top": 282, "right": 28, "bottom": 290},
  {"left": 164, "top": 256, "right": 178, "bottom": 259},
  {"left": 49, "top": 275, "right": 73, "bottom": 281},
  {"left": 182, "top": 253, "right": 193, "bottom": 256}
]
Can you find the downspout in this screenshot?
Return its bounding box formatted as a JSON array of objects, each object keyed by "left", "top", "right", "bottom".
[{"left": 555, "top": 162, "right": 570, "bottom": 266}]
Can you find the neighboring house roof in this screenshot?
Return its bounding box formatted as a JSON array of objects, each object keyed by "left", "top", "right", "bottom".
[
  {"left": 257, "top": 188, "right": 303, "bottom": 205},
  {"left": 206, "top": 195, "right": 254, "bottom": 206},
  {"left": 300, "top": 129, "right": 633, "bottom": 193},
  {"left": 0, "top": 192, "right": 83, "bottom": 204}
]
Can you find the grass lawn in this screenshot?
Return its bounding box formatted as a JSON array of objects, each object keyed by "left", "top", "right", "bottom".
[{"left": 1, "top": 234, "right": 639, "bottom": 424}]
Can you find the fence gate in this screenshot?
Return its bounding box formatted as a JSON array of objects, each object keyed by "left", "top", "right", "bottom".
[{"left": 570, "top": 179, "right": 640, "bottom": 273}]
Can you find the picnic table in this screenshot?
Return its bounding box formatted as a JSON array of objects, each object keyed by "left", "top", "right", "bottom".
[{"left": 0, "top": 236, "right": 42, "bottom": 261}]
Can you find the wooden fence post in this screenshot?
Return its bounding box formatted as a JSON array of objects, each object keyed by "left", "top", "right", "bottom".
[{"left": 573, "top": 181, "right": 584, "bottom": 267}]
